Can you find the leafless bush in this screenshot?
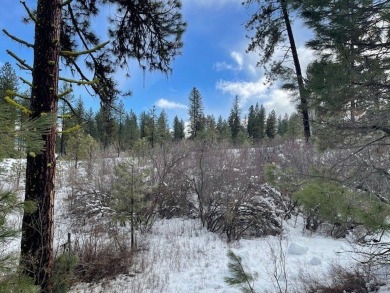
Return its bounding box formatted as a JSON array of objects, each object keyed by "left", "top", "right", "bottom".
[
  {"left": 73, "top": 226, "right": 135, "bottom": 283},
  {"left": 298, "top": 263, "right": 381, "bottom": 293},
  {"left": 184, "top": 142, "right": 288, "bottom": 241},
  {"left": 148, "top": 141, "right": 194, "bottom": 219}
]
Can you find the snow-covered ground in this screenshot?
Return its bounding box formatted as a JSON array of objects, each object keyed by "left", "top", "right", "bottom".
[
  {"left": 2, "top": 158, "right": 390, "bottom": 292},
  {"left": 70, "top": 216, "right": 382, "bottom": 293}
]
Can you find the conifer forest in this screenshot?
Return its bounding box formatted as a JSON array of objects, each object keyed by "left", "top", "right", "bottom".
[{"left": 0, "top": 1, "right": 390, "bottom": 292}]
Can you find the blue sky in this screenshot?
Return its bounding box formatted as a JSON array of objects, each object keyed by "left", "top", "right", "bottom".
[{"left": 0, "top": 0, "right": 313, "bottom": 123}]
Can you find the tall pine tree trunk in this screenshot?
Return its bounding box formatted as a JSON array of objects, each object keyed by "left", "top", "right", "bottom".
[
  {"left": 20, "top": 0, "right": 61, "bottom": 291},
  {"left": 280, "top": 0, "right": 311, "bottom": 142}
]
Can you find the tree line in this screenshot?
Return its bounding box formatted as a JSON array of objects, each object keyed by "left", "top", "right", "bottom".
[{"left": 57, "top": 85, "right": 304, "bottom": 157}]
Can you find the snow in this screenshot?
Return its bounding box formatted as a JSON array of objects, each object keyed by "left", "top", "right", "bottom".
[
  {"left": 70, "top": 217, "right": 357, "bottom": 293},
  {"left": 1, "top": 158, "right": 389, "bottom": 292}
]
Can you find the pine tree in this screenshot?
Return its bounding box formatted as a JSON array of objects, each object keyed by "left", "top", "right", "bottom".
[
  {"left": 247, "top": 105, "right": 256, "bottom": 139},
  {"left": 156, "top": 109, "right": 170, "bottom": 144},
  {"left": 66, "top": 130, "right": 98, "bottom": 169},
  {"left": 123, "top": 110, "right": 140, "bottom": 149},
  {"left": 277, "top": 114, "right": 289, "bottom": 137},
  {"left": 204, "top": 114, "right": 217, "bottom": 141},
  {"left": 254, "top": 104, "right": 266, "bottom": 142},
  {"left": 266, "top": 110, "right": 277, "bottom": 139},
  {"left": 216, "top": 115, "right": 230, "bottom": 141},
  {"left": 228, "top": 96, "right": 241, "bottom": 143},
  {"left": 0, "top": 63, "right": 19, "bottom": 155},
  {"left": 173, "top": 115, "right": 185, "bottom": 141},
  {"left": 116, "top": 100, "right": 126, "bottom": 154},
  {"left": 110, "top": 162, "right": 150, "bottom": 249},
  {"left": 188, "top": 87, "right": 205, "bottom": 139}
]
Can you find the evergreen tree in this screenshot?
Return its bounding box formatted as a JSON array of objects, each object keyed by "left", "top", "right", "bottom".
[
  {"left": 66, "top": 130, "right": 98, "bottom": 169},
  {"left": 116, "top": 100, "right": 126, "bottom": 154},
  {"left": 85, "top": 108, "right": 98, "bottom": 140},
  {"left": 156, "top": 109, "right": 170, "bottom": 144},
  {"left": 123, "top": 110, "right": 139, "bottom": 149},
  {"left": 216, "top": 115, "right": 230, "bottom": 141},
  {"left": 139, "top": 108, "right": 156, "bottom": 147},
  {"left": 286, "top": 112, "right": 302, "bottom": 139},
  {"left": 173, "top": 115, "right": 185, "bottom": 141},
  {"left": 228, "top": 96, "right": 241, "bottom": 143},
  {"left": 301, "top": 0, "right": 390, "bottom": 148},
  {"left": 265, "top": 110, "right": 277, "bottom": 139},
  {"left": 96, "top": 100, "right": 118, "bottom": 151},
  {"left": 277, "top": 114, "right": 289, "bottom": 137},
  {"left": 188, "top": 87, "right": 205, "bottom": 139},
  {"left": 110, "top": 162, "right": 151, "bottom": 249},
  {"left": 247, "top": 105, "right": 256, "bottom": 139},
  {"left": 244, "top": 0, "right": 311, "bottom": 141},
  {"left": 0, "top": 63, "right": 19, "bottom": 155},
  {"left": 254, "top": 104, "right": 266, "bottom": 142},
  {"left": 204, "top": 114, "right": 217, "bottom": 141}
]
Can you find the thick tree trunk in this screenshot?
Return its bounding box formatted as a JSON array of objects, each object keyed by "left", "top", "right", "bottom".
[
  {"left": 280, "top": 0, "right": 311, "bottom": 142},
  {"left": 20, "top": 0, "right": 61, "bottom": 292}
]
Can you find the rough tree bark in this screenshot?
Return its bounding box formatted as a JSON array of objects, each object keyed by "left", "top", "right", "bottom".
[{"left": 20, "top": 0, "right": 61, "bottom": 291}]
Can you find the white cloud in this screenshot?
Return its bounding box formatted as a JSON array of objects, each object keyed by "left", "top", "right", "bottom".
[
  {"left": 155, "top": 98, "right": 187, "bottom": 110},
  {"left": 216, "top": 78, "right": 296, "bottom": 116},
  {"left": 214, "top": 61, "right": 236, "bottom": 72},
  {"left": 230, "top": 51, "right": 243, "bottom": 69},
  {"left": 264, "top": 89, "right": 296, "bottom": 115},
  {"left": 216, "top": 77, "right": 268, "bottom": 103}
]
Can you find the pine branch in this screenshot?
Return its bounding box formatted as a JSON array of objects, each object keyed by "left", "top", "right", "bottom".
[
  {"left": 2, "top": 29, "right": 34, "bottom": 48},
  {"left": 4, "top": 96, "right": 32, "bottom": 115},
  {"left": 60, "top": 41, "right": 110, "bottom": 57},
  {"left": 59, "top": 96, "right": 86, "bottom": 122},
  {"left": 59, "top": 124, "right": 81, "bottom": 134},
  {"left": 225, "top": 250, "right": 256, "bottom": 293},
  {"left": 20, "top": 77, "right": 32, "bottom": 87},
  {"left": 5, "top": 90, "right": 30, "bottom": 101},
  {"left": 59, "top": 76, "right": 98, "bottom": 86},
  {"left": 6, "top": 50, "right": 33, "bottom": 71},
  {"left": 20, "top": 1, "right": 36, "bottom": 22},
  {"left": 58, "top": 88, "right": 73, "bottom": 99}
]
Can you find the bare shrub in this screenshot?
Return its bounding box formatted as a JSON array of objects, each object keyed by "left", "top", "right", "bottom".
[
  {"left": 73, "top": 227, "right": 135, "bottom": 283},
  {"left": 298, "top": 263, "right": 380, "bottom": 293},
  {"left": 185, "top": 142, "right": 288, "bottom": 241},
  {"left": 148, "top": 141, "right": 193, "bottom": 219}
]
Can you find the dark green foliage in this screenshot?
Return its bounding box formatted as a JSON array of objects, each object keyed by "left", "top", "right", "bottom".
[
  {"left": 173, "top": 115, "right": 185, "bottom": 141},
  {"left": 286, "top": 113, "right": 302, "bottom": 139},
  {"left": 302, "top": 0, "right": 390, "bottom": 148},
  {"left": 123, "top": 110, "right": 140, "bottom": 148},
  {"left": 216, "top": 115, "right": 230, "bottom": 141},
  {"left": 53, "top": 253, "right": 78, "bottom": 293},
  {"left": 0, "top": 274, "right": 38, "bottom": 293},
  {"left": 188, "top": 87, "right": 205, "bottom": 139},
  {"left": 293, "top": 181, "right": 390, "bottom": 233},
  {"left": 110, "top": 161, "right": 152, "bottom": 248},
  {"left": 225, "top": 250, "right": 256, "bottom": 293},
  {"left": 265, "top": 110, "right": 277, "bottom": 139},
  {"left": 156, "top": 109, "right": 170, "bottom": 144},
  {"left": 228, "top": 96, "right": 241, "bottom": 143},
  {"left": 277, "top": 114, "right": 288, "bottom": 137}
]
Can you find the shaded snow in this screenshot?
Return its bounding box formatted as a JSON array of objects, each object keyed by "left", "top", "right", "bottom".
[{"left": 70, "top": 217, "right": 357, "bottom": 293}]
